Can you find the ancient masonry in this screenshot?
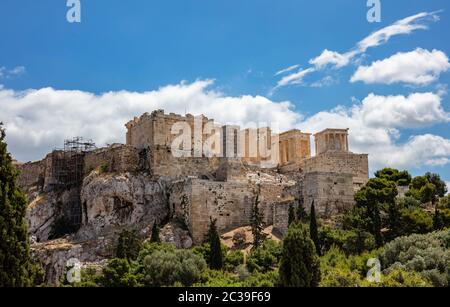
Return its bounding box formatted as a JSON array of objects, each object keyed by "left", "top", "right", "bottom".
[{"left": 18, "top": 109, "right": 369, "bottom": 246}]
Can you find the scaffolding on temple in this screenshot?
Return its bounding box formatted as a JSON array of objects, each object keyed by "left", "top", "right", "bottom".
[{"left": 51, "top": 137, "right": 96, "bottom": 227}]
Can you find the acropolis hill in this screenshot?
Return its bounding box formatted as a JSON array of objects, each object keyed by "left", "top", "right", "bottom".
[{"left": 16, "top": 109, "right": 368, "bottom": 284}]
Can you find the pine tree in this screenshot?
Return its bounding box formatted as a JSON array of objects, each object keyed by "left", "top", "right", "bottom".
[
  {"left": 0, "top": 123, "right": 42, "bottom": 286},
  {"left": 278, "top": 223, "right": 321, "bottom": 287},
  {"left": 309, "top": 201, "right": 320, "bottom": 256},
  {"left": 206, "top": 218, "right": 223, "bottom": 270},
  {"left": 150, "top": 221, "right": 160, "bottom": 243},
  {"left": 251, "top": 185, "right": 267, "bottom": 249},
  {"left": 288, "top": 204, "right": 295, "bottom": 226}
]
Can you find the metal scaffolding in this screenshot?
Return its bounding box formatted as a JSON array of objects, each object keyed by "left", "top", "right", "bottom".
[{"left": 51, "top": 137, "right": 96, "bottom": 227}]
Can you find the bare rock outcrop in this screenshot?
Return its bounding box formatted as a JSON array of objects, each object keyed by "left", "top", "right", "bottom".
[{"left": 77, "top": 171, "right": 170, "bottom": 241}]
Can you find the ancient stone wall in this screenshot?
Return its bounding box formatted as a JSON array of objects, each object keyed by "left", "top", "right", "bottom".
[
  {"left": 303, "top": 171, "right": 355, "bottom": 217},
  {"left": 272, "top": 199, "right": 295, "bottom": 236},
  {"left": 84, "top": 144, "right": 141, "bottom": 174},
  {"left": 303, "top": 152, "right": 369, "bottom": 189},
  {"left": 169, "top": 177, "right": 292, "bottom": 243}
]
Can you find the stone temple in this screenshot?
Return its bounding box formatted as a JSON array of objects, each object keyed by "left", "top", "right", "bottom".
[{"left": 16, "top": 109, "right": 368, "bottom": 283}]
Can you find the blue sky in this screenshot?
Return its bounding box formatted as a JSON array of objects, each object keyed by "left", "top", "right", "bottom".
[{"left": 0, "top": 0, "right": 449, "bottom": 187}]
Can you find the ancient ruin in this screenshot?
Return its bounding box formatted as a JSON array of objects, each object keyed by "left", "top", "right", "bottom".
[{"left": 16, "top": 109, "right": 369, "bottom": 284}]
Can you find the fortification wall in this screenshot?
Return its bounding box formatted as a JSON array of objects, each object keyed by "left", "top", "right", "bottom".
[
  {"left": 170, "top": 177, "right": 292, "bottom": 243},
  {"left": 84, "top": 144, "right": 141, "bottom": 174},
  {"left": 303, "top": 171, "right": 354, "bottom": 217},
  {"left": 303, "top": 152, "right": 369, "bottom": 188}
]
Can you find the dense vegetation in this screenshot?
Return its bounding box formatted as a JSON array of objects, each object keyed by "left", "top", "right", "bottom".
[{"left": 69, "top": 167, "right": 449, "bottom": 288}]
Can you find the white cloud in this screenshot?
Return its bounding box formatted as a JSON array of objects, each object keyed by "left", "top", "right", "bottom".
[
  {"left": 296, "top": 92, "right": 450, "bottom": 171},
  {"left": 358, "top": 92, "right": 449, "bottom": 128},
  {"left": 351, "top": 48, "right": 450, "bottom": 85},
  {"left": 274, "top": 67, "right": 315, "bottom": 88},
  {"left": 275, "top": 11, "right": 440, "bottom": 89},
  {"left": 309, "top": 49, "right": 355, "bottom": 69},
  {"left": 275, "top": 64, "right": 300, "bottom": 76},
  {"left": 357, "top": 11, "right": 440, "bottom": 52},
  {"left": 446, "top": 182, "right": 450, "bottom": 195},
  {"left": 0, "top": 80, "right": 300, "bottom": 162},
  {"left": 1, "top": 81, "right": 450, "bottom": 178}
]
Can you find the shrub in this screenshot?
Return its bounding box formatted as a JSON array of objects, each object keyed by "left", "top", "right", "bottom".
[
  {"left": 140, "top": 249, "right": 206, "bottom": 287},
  {"left": 380, "top": 230, "right": 450, "bottom": 287},
  {"left": 247, "top": 240, "right": 282, "bottom": 273},
  {"left": 100, "top": 258, "right": 139, "bottom": 287},
  {"left": 224, "top": 250, "right": 244, "bottom": 272},
  {"left": 319, "top": 227, "right": 375, "bottom": 255},
  {"left": 361, "top": 268, "right": 432, "bottom": 287},
  {"left": 399, "top": 208, "right": 433, "bottom": 235},
  {"left": 232, "top": 230, "right": 247, "bottom": 249}
]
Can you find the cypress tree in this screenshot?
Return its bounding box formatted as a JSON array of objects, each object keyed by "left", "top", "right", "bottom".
[
  {"left": 278, "top": 223, "right": 321, "bottom": 287},
  {"left": 296, "top": 199, "right": 307, "bottom": 222},
  {"left": 251, "top": 186, "right": 266, "bottom": 249},
  {"left": 309, "top": 201, "right": 320, "bottom": 256},
  {"left": 207, "top": 218, "right": 223, "bottom": 270},
  {"left": 150, "top": 221, "right": 160, "bottom": 243},
  {"left": 288, "top": 204, "right": 295, "bottom": 226},
  {"left": 116, "top": 229, "right": 141, "bottom": 261},
  {"left": 0, "top": 123, "right": 42, "bottom": 286}
]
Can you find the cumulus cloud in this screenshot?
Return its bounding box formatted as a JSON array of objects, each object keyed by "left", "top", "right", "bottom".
[
  {"left": 0, "top": 80, "right": 300, "bottom": 162},
  {"left": 296, "top": 92, "right": 450, "bottom": 170},
  {"left": 1, "top": 81, "right": 449, "bottom": 177},
  {"left": 446, "top": 182, "right": 450, "bottom": 195},
  {"left": 274, "top": 11, "right": 440, "bottom": 89},
  {"left": 351, "top": 48, "right": 450, "bottom": 85},
  {"left": 358, "top": 92, "right": 449, "bottom": 128}
]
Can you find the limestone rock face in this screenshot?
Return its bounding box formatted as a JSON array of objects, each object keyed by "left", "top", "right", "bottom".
[
  {"left": 26, "top": 193, "right": 57, "bottom": 242},
  {"left": 159, "top": 222, "right": 193, "bottom": 249},
  {"left": 31, "top": 237, "right": 111, "bottom": 285},
  {"left": 77, "top": 171, "right": 170, "bottom": 240}
]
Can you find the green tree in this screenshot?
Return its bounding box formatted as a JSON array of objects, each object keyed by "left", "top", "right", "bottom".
[
  {"left": 309, "top": 201, "right": 320, "bottom": 255},
  {"left": 288, "top": 204, "right": 295, "bottom": 226},
  {"left": 101, "top": 258, "right": 138, "bottom": 287},
  {"left": 0, "top": 123, "right": 42, "bottom": 287},
  {"left": 375, "top": 168, "right": 412, "bottom": 186},
  {"left": 251, "top": 185, "right": 267, "bottom": 249},
  {"left": 150, "top": 221, "right": 160, "bottom": 243},
  {"left": 296, "top": 200, "right": 307, "bottom": 222},
  {"left": 206, "top": 218, "right": 223, "bottom": 270},
  {"left": 354, "top": 178, "right": 397, "bottom": 247},
  {"left": 116, "top": 229, "right": 141, "bottom": 261},
  {"left": 424, "top": 172, "right": 447, "bottom": 198},
  {"left": 387, "top": 201, "right": 402, "bottom": 241},
  {"left": 278, "top": 223, "right": 321, "bottom": 287}
]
